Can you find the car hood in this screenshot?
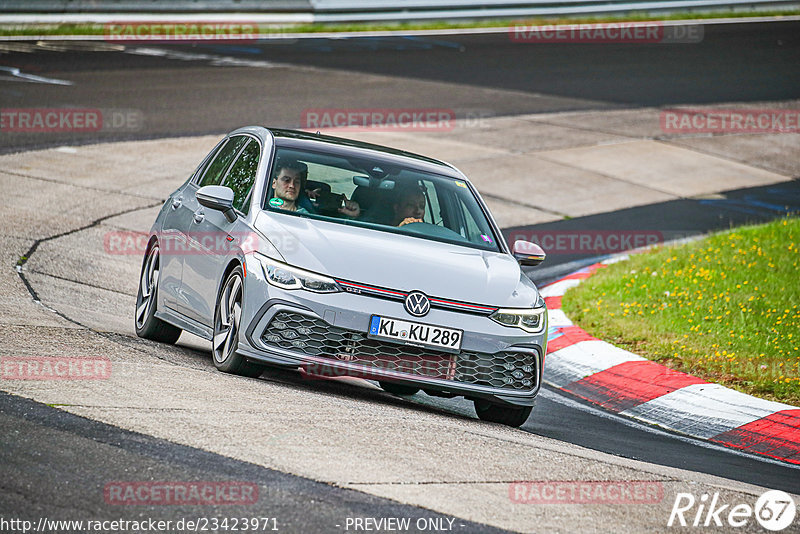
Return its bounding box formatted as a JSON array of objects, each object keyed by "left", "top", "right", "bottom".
[{"left": 254, "top": 212, "right": 540, "bottom": 308}]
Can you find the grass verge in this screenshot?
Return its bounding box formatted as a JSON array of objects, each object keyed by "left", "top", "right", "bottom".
[
  {"left": 562, "top": 216, "right": 800, "bottom": 405},
  {"left": 1, "top": 9, "right": 799, "bottom": 37}
]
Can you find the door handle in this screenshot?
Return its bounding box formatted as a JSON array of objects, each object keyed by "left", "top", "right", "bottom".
[
  {"left": 193, "top": 210, "right": 204, "bottom": 224},
  {"left": 171, "top": 197, "right": 182, "bottom": 210}
]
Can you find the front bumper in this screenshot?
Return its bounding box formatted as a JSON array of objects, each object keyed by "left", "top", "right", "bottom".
[{"left": 238, "top": 256, "right": 547, "bottom": 407}]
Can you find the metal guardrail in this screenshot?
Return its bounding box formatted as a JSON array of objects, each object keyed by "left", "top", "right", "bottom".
[
  {"left": 1, "top": 0, "right": 797, "bottom": 21},
  {"left": 315, "top": 0, "right": 798, "bottom": 21}
]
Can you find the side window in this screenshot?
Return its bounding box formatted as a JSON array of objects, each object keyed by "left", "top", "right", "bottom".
[
  {"left": 456, "top": 195, "right": 495, "bottom": 245},
  {"left": 421, "top": 180, "right": 441, "bottom": 225},
  {"left": 461, "top": 199, "right": 481, "bottom": 238},
  {"left": 221, "top": 139, "right": 260, "bottom": 213},
  {"left": 192, "top": 141, "right": 224, "bottom": 183},
  {"left": 198, "top": 136, "right": 248, "bottom": 187}
]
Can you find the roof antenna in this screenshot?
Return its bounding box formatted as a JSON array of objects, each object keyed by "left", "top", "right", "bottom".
[{"left": 316, "top": 130, "right": 320, "bottom": 135}]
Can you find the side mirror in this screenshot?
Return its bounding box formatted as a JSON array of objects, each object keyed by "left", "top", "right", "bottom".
[
  {"left": 513, "top": 240, "right": 546, "bottom": 267},
  {"left": 196, "top": 185, "right": 237, "bottom": 223}
]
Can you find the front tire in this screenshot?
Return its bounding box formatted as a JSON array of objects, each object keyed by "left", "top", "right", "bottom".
[
  {"left": 135, "top": 244, "right": 182, "bottom": 344},
  {"left": 212, "top": 266, "right": 264, "bottom": 378},
  {"left": 474, "top": 400, "right": 532, "bottom": 427}
]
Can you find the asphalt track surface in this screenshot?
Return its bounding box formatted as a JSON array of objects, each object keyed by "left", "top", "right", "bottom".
[
  {"left": 0, "top": 392, "right": 504, "bottom": 533},
  {"left": 1, "top": 20, "right": 798, "bottom": 153},
  {"left": 1, "top": 18, "right": 800, "bottom": 530}
]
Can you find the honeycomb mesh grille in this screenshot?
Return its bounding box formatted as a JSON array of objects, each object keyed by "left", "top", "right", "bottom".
[{"left": 261, "top": 311, "right": 537, "bottom": 390}]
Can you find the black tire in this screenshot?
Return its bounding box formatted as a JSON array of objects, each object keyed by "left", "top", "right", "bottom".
[
  {"left": 135, "top": 244, "right": 182, "bottom": 344},
  {"left": 474, "top": 400, "right": 532, "bottom": 427},
  {"left": 212, "top": 266, "right": 265, "bottom": 378},
  {"left": 379, "top": 381, "right": 420, "bottom": 396}
]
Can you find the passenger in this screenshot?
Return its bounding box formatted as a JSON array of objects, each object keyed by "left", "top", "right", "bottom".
[
  {"left": 393, "top": 185, "right": 426, "bottom": 227},
  {"left": 270, "top": 160, "right": 360, "bottom": 217},
  {"left": 336, "top": 193, "right": 361, "bottom": 218}
]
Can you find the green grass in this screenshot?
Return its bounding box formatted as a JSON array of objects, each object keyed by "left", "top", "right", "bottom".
[
  {"left": 562, "top": 216, "right": 800, "bottom": 405},
  {"left": 2, "top": 9, "right": 800, "bottom": 37}
]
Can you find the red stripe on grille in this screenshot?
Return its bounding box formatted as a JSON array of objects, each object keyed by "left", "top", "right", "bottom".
[
  {"left": 562, "top": 361, "right": 707, "bottom": 412},
  {"left": 336, "top": 280, "right": 405, "bottom": 297},
  {"left": 710, "top": 410, "right": 800, "bottom": 465},
  {"left": 429, "top": 297, "right": 495, "bottom": 311},
  {"left": 335, "top": 279, "right": 495, "bottom": 312}
]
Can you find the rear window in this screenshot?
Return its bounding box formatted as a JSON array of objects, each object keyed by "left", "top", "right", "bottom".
[{"left": 263, "top": 146, "right": 500, "bottom": 252}]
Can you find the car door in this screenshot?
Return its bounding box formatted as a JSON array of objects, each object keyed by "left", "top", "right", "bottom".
[
  {"left": 159, "top": 139, "right": 225, "bottom": 311},
  {"left": 178, "top": 135, "right": 260, "bottom": 325}
]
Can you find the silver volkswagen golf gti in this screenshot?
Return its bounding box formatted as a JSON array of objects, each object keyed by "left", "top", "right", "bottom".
[{"left": 136, "top": 127, "right": 548, "bottom": 427}]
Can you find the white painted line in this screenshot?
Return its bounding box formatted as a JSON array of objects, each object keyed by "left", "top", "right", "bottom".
[
  {"left": 0, "top": 66, "right": 73, "bottom": 85},
  {"left": 124, "top": 47, "right": 279, "bottom": 68},
  {"left": 546, "top": 340, "right": 645, "bottom": 387},
  {"left": 621, "top": 383, "right": 796, "bottom": 439}
]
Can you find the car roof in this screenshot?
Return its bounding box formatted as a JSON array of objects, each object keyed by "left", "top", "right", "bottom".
[{"left": 266, "top": 127, "right": 464, "bottom": 179}]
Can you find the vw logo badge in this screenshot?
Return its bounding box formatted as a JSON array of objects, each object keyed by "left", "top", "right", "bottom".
[{"left": 404, "top": 291, "right": 430, "bottom": 317}]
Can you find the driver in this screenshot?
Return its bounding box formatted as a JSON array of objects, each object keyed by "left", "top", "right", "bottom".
[
  {"left": 393, "top": 185, "right": 426, "bottom": 226},
  {"left": 270, "top": 160, "right": 311, "bottom": 213}
]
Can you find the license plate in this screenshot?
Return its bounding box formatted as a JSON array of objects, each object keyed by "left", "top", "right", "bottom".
[{"left": 368, "top": 315, "right": 463, "bottom": 353}]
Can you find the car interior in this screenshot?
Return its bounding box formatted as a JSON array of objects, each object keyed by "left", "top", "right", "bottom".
[{"left": 265, "top": 147, "right": 500, "bottom": 252}]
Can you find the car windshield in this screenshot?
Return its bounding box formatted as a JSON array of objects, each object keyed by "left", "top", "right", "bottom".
[{"left": 263, "top": 146, "right": 501, "bottom": 252}]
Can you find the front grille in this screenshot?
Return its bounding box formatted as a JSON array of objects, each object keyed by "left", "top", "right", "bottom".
[{"left": 261, "top": 311, "right": 538, "bottom": 390}]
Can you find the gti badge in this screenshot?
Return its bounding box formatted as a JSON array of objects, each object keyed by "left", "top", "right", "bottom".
[{"left": 404, "top": 291, "right": 431, "bottom": 317}]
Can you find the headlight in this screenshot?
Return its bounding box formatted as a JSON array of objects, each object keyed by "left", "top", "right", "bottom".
[
  {"left": 490, "top": 306, "right": 546, "bottom": 334},
  {"left": 256, "top": 254, "right": 340, "bottom": 293}
]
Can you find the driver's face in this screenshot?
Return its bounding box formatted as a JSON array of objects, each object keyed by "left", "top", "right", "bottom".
[
  {"left": 272, "top": 168, "right": 302, "bottom": 202},
  {"left": 396, "top": 193, "right": 425, "bottom": 220}
]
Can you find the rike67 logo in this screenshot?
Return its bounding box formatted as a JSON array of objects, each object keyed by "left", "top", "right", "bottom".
[{"left": 668, "top": 490, "right": 796, "bottom": 531}]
